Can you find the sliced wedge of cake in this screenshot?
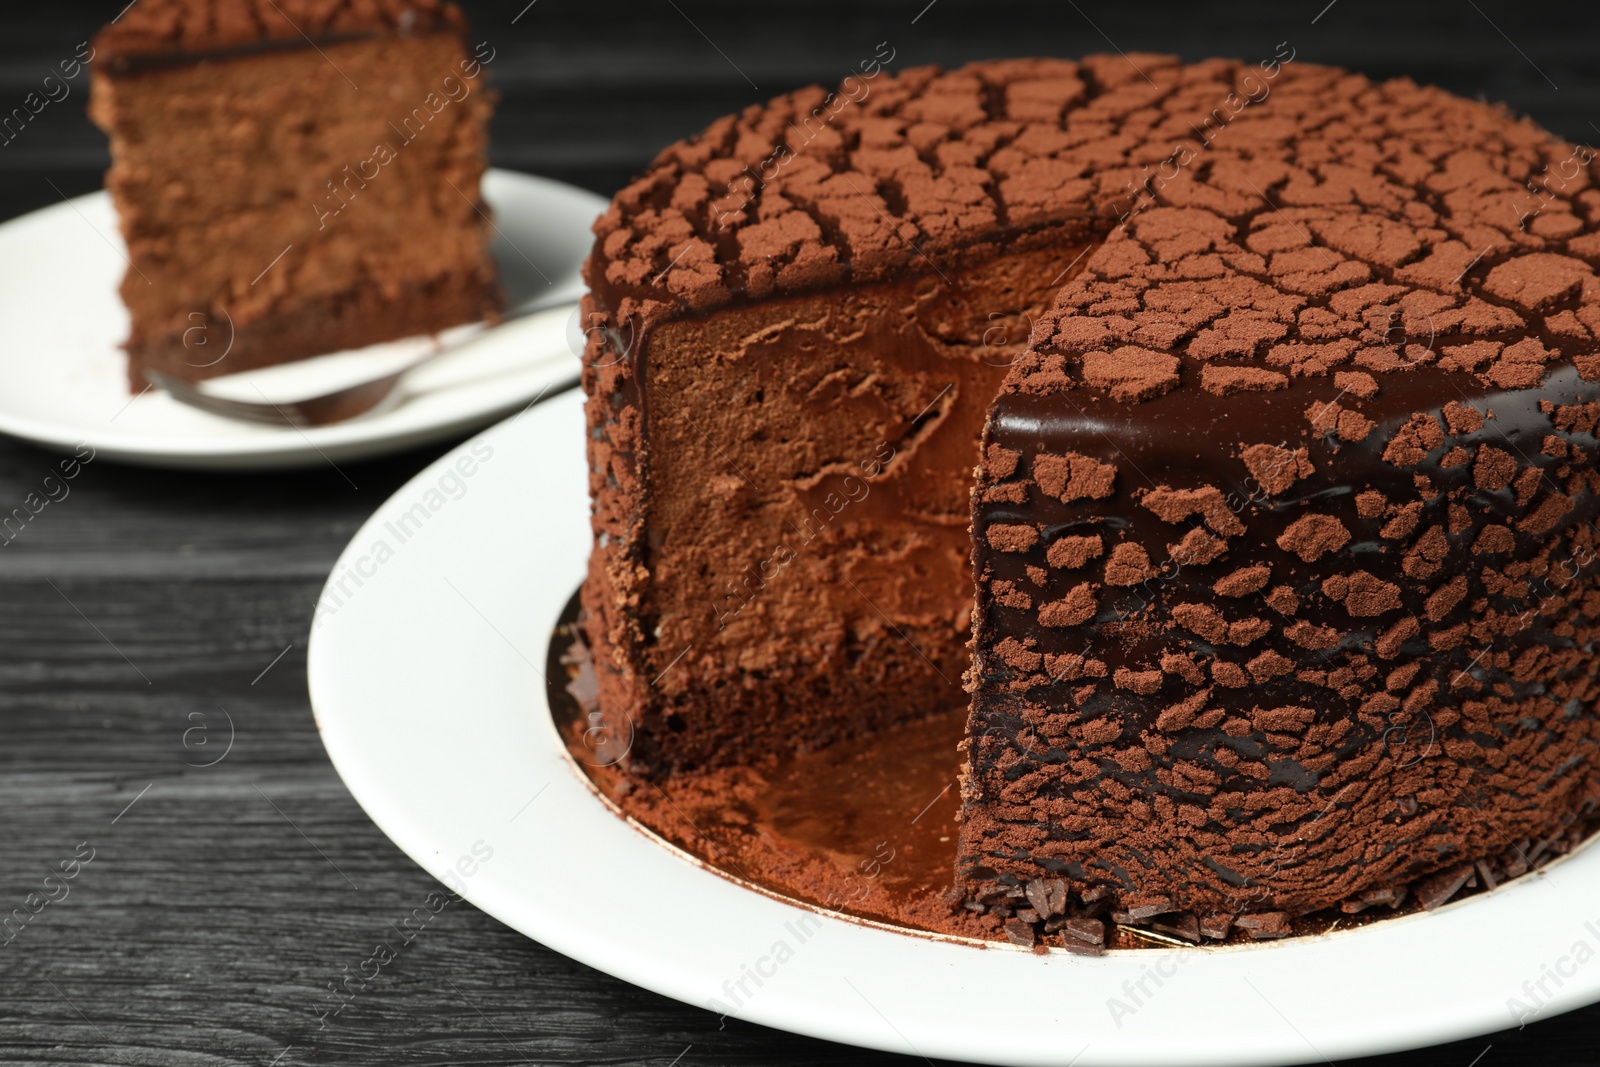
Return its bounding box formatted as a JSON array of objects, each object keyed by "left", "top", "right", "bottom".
[{"left": 90, "top": 0, "right": 502, "bottom": 389}]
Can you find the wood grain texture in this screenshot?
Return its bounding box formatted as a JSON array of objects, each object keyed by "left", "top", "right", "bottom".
[{"left": 3, "top": 1, "right": 1600, "bottom": 1063}]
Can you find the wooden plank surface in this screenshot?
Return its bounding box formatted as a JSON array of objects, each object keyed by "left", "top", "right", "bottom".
[{"left": 3, "top": 1, "right": 1599, "bottom": 1063}]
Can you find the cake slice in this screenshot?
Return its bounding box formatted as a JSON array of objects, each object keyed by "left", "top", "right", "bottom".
[{"left": 89, "top": 0, "right": 501, "bottom": 390}]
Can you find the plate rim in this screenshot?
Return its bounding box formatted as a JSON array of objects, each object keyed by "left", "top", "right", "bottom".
[{"left": 306, "top": 388, "right": 1600, "bottom": 1067}]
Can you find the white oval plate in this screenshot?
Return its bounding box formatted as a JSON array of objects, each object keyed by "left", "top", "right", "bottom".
[
  {"left": 307, "top": 388, "right": 1600, "bottom": 1066},
  {"left": 0, "top": 170, "right": 605, "bottom": 470}
]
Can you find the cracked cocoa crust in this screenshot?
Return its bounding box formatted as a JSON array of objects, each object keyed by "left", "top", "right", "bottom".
[
  {"left": 962, "top": 60, "right": 1600, "bottom": 940},
  {"left": 95, "top": 0, "right": 465, "bottom": 67},
  {"left": 581, "top": 53, "right": 1600, "bottom": 938}
]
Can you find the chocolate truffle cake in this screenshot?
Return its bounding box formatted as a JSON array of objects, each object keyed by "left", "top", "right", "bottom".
[
  {"left": 580, "top": 53, "right": 1600, "bottom": 942},
  {"left": 90, "top": 0, "right": 501, "bottom": 389}
]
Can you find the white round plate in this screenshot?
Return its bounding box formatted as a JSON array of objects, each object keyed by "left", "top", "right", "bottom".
[
  {"left": 307, "top": 388, "right": 1600, "bottom": 1066},
  {"left": 0, "top": 169, "right": 605, "bottom": 470}
]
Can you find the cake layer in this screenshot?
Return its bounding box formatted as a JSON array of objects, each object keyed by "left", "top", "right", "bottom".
[{"left": 90, "top": 25, "right": 499, "bottom": 386}]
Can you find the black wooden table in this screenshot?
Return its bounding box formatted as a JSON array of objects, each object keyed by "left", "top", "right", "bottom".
[{"left": 3, "top": 2, "right": 1598, "bottom": 1063}]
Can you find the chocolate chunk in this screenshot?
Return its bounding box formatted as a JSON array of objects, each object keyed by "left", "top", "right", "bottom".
[
  {"left": 1110, "top": 899, "right": 1174, "bottom": 923},
  {"left": 1061, "top": 937, "right": 1104, "bottom": 957},
  {"left": 1475, "top": 859, "right": 1499, "bottom": 892},
  {"left": 1198, "top": 912, "right": 1234, "bottom": 940},
  {"left": 1079, "top": 895, "right": 1112, "bottom": 919},
  {"left": 1062, "top": 917, "right": 1106, "bottom": 946},
  {"left": 1529, "top": 833, "right": 1563, "bottom": 866},
  {"left": 1151, "top": 912, "right": 1201, "bottom": 943},
  {"left": 1416, "top": 864, "right": 1475, "bottom": 911},
  {"left": 1078, "top": 885, "right": 1114, "bottom": 918},
  {"left": 1025, "top": 877, "right": 1069, "bottom": 918},
  {"left": 1504, "top": 845, "right": 1530, "bottom": 878},
  {"left": 1233, "top": 912, "right": 1293, "bottom": 940},
  {"left": 1002, "top": 919, "right": 1036, "bottom": 948},
  {"left": 974, "top": 884, "right": 1012, "bottom": 906},
  {"left": 1360, "top": 886, "right": 1405, "bottom": 909}
]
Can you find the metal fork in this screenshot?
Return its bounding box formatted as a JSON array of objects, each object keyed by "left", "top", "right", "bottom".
[{"left": 144, "top": 290, "right": 582, "bottom": 429}]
